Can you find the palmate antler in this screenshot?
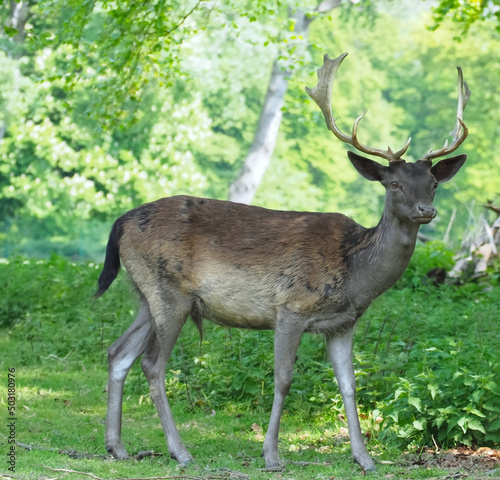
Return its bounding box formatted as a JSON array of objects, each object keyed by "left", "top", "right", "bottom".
[
  {"left": 305, "top": 53, "right": 410, "bottom": 162},
  {"left": 306, "top": 53, "right": 470, "bottom": 164},
  {"left": 420, "top": 66, "right": 471, "bottom": 162}
]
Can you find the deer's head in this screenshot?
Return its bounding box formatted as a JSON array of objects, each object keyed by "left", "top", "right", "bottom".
[{"left": 306, "top": 53, "right": 470, "bottom": 225}]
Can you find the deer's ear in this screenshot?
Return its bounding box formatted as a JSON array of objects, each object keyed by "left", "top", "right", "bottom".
[
  {"left": 431, "top": 154, "right": 467, "bottom": 183},
  {"left": 348, "top": 151, "right": 387, "bottom": 182}
]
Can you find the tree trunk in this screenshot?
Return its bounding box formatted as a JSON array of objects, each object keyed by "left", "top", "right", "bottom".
[
  {"left": 9, "top": 0, "right": 30, "bottom": 47},
  {"left": 228, "top": 59, "right": 289, "bottom": 204},
  {"left": 228, "top": 1, "right": 341, "bottom": 204}
]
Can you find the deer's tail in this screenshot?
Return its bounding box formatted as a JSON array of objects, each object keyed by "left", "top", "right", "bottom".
[{"left": 95, "top": 220, "right": 122, "bottom": 298}]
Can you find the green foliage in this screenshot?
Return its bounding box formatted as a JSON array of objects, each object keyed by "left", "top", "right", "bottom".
[
  {"left": 26, "top": 0, "right": 206, "bottom": 124},
  {"left": 2, "top": 2, "right": 500, "bottom": 257},
  {"left": 401, "top": 241, "right": 455, "bottom": 287},
  {"left": 356, "top": 282, "right": 500, "bottom": 449},
  {"left": 2, "top": 255, "right": 500, "bottom": 454},
  {"left": 377, "top": 340, "right": 500, "bottom": 448},
  {"left": 430, "top": 0, "right": 500, "bottom": 36}
]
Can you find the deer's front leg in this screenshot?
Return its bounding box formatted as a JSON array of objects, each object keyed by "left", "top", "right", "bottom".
[
  {"left": 262, "top": 317, "right": 304, "bottom": 469},
  {"left": 326, "top": 329, "right": 376, "bottom": 472}
]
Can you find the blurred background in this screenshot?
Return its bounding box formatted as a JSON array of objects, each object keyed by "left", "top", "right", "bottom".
[{"left": 0, "top": 0, "right": 498, "bottom": 259}]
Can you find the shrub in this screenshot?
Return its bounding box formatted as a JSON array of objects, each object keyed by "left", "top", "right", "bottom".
[
  {"left": 375, "top": 339, "right": 500, "bottom": 448},
  {"left": 401, "top": 241, "right": 455, "bottom": 287}
]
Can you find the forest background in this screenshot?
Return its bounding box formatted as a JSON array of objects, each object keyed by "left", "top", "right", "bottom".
[{"left": 1, "top": 0, "right": 499, "bottom": 258}]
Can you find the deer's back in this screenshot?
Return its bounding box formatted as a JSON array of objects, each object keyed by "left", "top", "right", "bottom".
[{"left": 117, "top": 196, "right": 372, "bottom": 329}]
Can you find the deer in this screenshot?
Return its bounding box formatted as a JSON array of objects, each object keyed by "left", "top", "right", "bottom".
[{"left": 95, "top": 52, "right": 470, "bottom": 472}]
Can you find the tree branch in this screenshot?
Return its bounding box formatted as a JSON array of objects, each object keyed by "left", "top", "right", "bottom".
[{"left": 42, "top": 466, "right": 103, "bottom": 480}]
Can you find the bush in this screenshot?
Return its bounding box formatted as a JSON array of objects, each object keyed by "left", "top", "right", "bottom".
[
  {"left": 375, "top": 339, "right": 500, "bottom": 448},
  {"left": 355, "top": 284, "right": 500, "bottom": 448},
  {"left": 400, "top": 241, "right": 455, "bottom": 288}
]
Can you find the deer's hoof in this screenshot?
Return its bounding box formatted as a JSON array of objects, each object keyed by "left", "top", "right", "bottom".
[
  {"left": 106, "top": 442, "right": 130, "bottom": 460},
  {"left": 354, "top": 455, "right": 376, "bottom": 472},
  {"left": 262, "top": 450, "right": 283, "bottom": 471},
  {"left": 171, "top": 449, "right": 194, "bottom": 465}
]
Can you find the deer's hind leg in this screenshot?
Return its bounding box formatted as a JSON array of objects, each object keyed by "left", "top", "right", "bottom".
[
  {"left": 139, "top": 289, "right": 193, "bottom": 464},
  {"left": 106, "top": 302, "right": 153, "bottom": 459}
]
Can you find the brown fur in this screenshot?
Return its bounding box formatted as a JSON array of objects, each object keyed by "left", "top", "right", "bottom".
[{"left": 116, "top": 195, "right": 373, "bottom": 333}]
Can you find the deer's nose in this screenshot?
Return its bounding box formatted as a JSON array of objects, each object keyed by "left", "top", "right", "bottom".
[{"left": 418, "top": 204, "right": 436, "bottom": 218}]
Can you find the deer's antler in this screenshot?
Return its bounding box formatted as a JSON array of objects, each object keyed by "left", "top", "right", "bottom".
[
  {"left": 420, "top": 66, "right": 471, "bottom": 163},
  {"left": 306, "top": 53, "right": 411, "bottom": 163}
]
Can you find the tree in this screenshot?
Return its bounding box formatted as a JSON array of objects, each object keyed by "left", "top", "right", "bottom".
[
  {"left": 18, "top": 0, "right": 206, "bottom": 125},
  {"left": 4, "top": 0, "right": 307, "bottom": 128},
  {"left": 2, "top": 0, "right": 500, "bottom": 257},
  {"left": 228, "top": 1, "right": 344, "bottom": 204},
  {"left": 430, "top": 0, "right": 500, "bottom": 35}
]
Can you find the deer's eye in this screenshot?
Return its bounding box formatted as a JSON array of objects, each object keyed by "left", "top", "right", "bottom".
[
  {"left": 391, "top": 182, "right": 399, "bottom": 189},
  {"left": 434, "top": 182, "right": 439, "bottom": 189}
]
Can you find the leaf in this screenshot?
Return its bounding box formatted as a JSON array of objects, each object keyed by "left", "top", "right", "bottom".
[
  {"left": 434, "top": 415, "right": 446, "bottom": 429},
  {"left": 488, "top": 418, "right": 500, "bottom": 430},
  {"left": 467, "top": 418, "right": 486, "bottom": 434},
  {"left": 469, "top": 408, "right": 486, "bottom": 418},
  {"left": 232, "top": 372, "right": 247, "bottom": 391},
  {"left": 394, "top": 388, "right": 405, "bottom": 400},
  {"left": 427, "top": 383, "right": 438, "bottom": 399},
  {"left": 438, "top": 428, "right": 448, "bottom": 442},
  {"left": 4, "top": 26, "right": 19, "bottom": 37},
  {"left": 487, "top": 382, "right": 500, "bottom": 395},
  {"left": 413, "top": 420, "right": 424, "bottom": 430},
  {"left": 457, "top": 416, "right": 467, "bottom": 433},
  {"left": 485, "top": 432, "right": 500, "bottom": 442},
  {"left": 397, "top": 425, "right": 414, "bottom": 438},
  {"left": 482, "top": 401, "right": 500, "bottom": 411},
  {"left": 472, "top": 389, "right": 484, "bottom": 403},
  {"left": 408, "top": 396, "right": 422, "bottom": 412},
  {"left": 439, "top": 405, "right": 458, "bottom": 415},
  {"left": 388, "top": 412, "right": 399, "bottom": 423}
]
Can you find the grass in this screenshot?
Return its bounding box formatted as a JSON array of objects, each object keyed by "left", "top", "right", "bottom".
[
  {"left": 0, "top": 254, "right": 499, "bottom": 479},
  {"left": 0, "top": 359, "right": 458, "bottom": 480}
]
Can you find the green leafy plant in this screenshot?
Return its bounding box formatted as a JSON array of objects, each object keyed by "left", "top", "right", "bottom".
[
  {"left": 401, "top": 241, "right": 455, "bottom": 288},
  {"left": 376, "top": 339, "right": 500, "bottom": 448}
]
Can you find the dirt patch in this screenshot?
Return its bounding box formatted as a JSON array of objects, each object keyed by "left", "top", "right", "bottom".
[{"left": 403, "top": 446, "right": 500, "bottom": 478}]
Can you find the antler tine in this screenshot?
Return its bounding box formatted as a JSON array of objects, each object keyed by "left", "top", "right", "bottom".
[
  {"left": 306, "top": 53, "right": 411, "bottom": 163},
  {"left": 421, "top": 66, "right": 471, "bottom": 163}
]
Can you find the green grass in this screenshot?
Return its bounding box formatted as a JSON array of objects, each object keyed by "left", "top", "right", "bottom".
[
  {"left": 1, "top": 254, "right": 499, "bottom": 479},
  {"left": 0, "top": 358, "right": 459, "bottom": 480}
]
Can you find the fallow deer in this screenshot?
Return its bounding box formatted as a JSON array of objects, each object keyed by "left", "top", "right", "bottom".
[{"left": 95, "top": 53, "right": 470, "bottom": 472}]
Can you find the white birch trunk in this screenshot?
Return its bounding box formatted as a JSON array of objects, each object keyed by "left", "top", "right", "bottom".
[
  {"left": 228, "top": 60, "right": 289, "bottom": 204},
  {"left": 228, "top": 1, "right": 342, "bottom": 204}
]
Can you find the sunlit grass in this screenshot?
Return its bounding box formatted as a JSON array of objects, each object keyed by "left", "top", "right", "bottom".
[
  {"left": 1, "top": 255, "right": 499, "bottom": 478},
  {"left": 0, "top": 351, "right": 458, "bottom": 479}
]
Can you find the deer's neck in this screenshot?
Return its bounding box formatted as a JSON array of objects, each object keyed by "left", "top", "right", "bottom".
[{"left": 346, "top": 213, "right": 420, "bottom": 304}]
